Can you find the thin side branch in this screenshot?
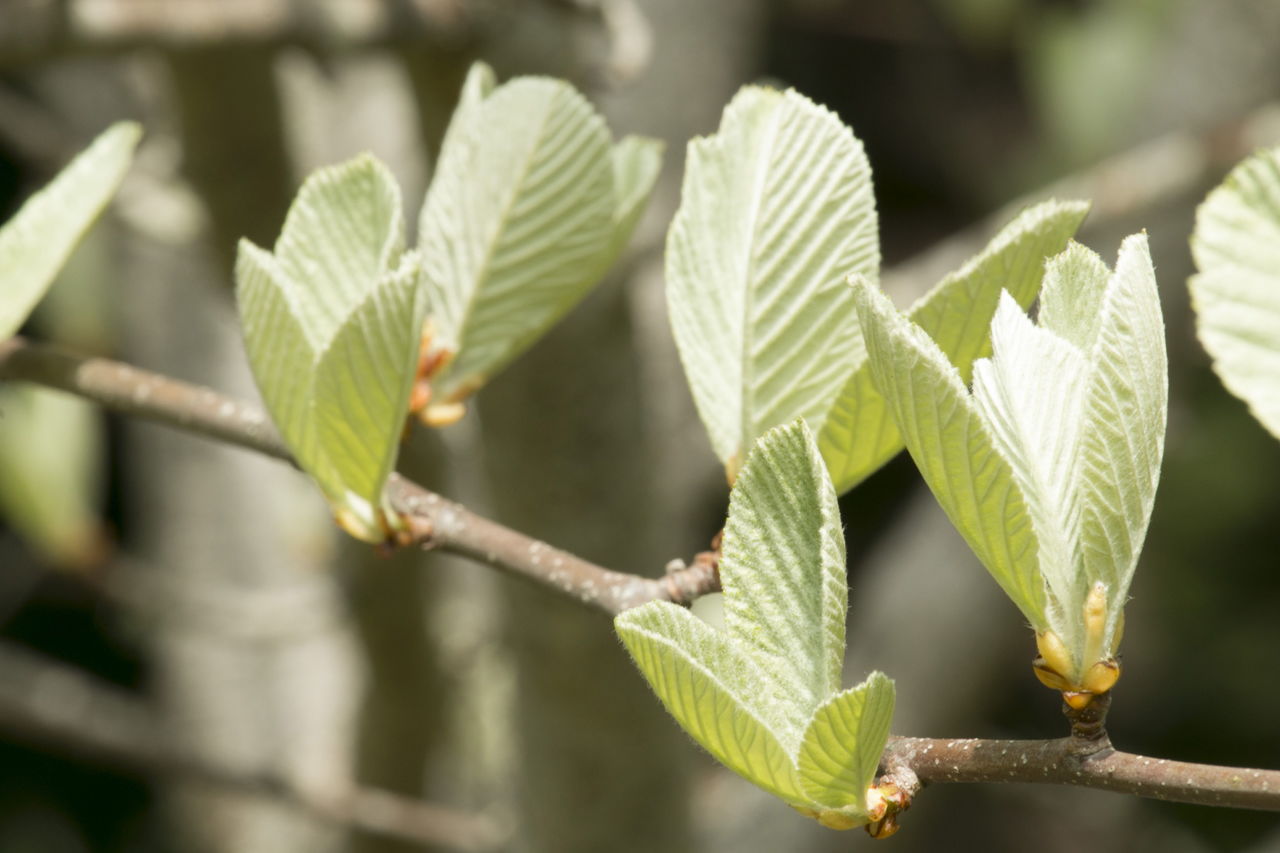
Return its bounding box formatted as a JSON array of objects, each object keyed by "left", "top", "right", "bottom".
[
  {"left": 0, "top": 640, "right": 502, "bottom": 850},
  {"left": 0, "top": 338, "right": 718, "bottom": 614}
]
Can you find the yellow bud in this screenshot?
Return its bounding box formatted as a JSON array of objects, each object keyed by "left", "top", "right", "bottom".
[
  {"left": 1082, "top": 581, "right": 1108, "bottom": 673},
  {"left": 421, "top": 401, "right": 467, "bottom": 427},
  {"left": 1062, "top": 690, "right": 1095, "bottom": 710},
  {"left": 1035, "top": 629, "right": 1075, "bottom": 684},
  {"left": 1032, "top": 657, "right": 1073, "bottom": 691},
  {"left": 1082, "top": 658, "right": 1121, "bottom": 695}
]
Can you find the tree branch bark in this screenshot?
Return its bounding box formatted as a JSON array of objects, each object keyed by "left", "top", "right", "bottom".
[
  {"left": 3, "top": 336, "right": 1279, "bottom": 815},
  {"left": 0, "top": 337, "right": 720, "bottom": 614}
]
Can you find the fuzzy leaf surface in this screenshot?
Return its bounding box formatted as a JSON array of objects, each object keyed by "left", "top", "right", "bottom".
[
  {"left": 419, "top": 65, "right": 646, "bottom": 404},
  {"left": 667, "top": 86, "right": 878, "bottom": 476},
  {"left": 797, "top": 672, "right": 895, "bottom": 811},
  {"left": 720, "top": 420, "right": 848, "bottom": 736},
  {"left": 0, "top": 122, "right": 139, "bottom": 339},
  {"left": 1190, "top": 146, "right": 1280, "bottom": 439},
  {"left": 853, "top": 280, "right": 1047, "bottom": 629},
  {"left": 237, "top": 155, "right": 427, "bottom": 540},
  {"left": 615, "top": 602, "right": 807, "bottom": 804},
  {"left": 820, "top": 200, "right": 1089, "bottom": 493}
]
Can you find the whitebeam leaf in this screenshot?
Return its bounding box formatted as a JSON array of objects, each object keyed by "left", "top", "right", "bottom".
[
  {"left": 1190, "top": 146, "right": 1280, "bottom": 439},
  {"left": 820, "top": 200, "right": 1089, "bottom": 494},
  {"left": 237, "top": 154, "right": 427, "bottom": 542},
  {"left": 0, "top": 122, "right": 140, "bottom": 339},
  {"left": 798, "top": 672, "right": 895, "bottom": 812},
  {"left": 616, "top": 421, "right": 895, "bottom": 827},
  {"left": 856, "top": 235, "right": 1166, "bottom": 689},
  {"left": 614, "top": 602, "right": 806, "bottom": 803},
  {"left": 852, "top": 280, "right": 1047, "bottom": 628},
  {"left": 667, "top": 87, "right": 878, "bottom": 478},
  {"left": 418, "top": 63, "right": 660, "bottom": 414},
  {"left": 721, "top": 417, "right": 848, "bottom": 730}
]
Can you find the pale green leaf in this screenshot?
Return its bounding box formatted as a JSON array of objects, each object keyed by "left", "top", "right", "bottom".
[
  {"left": 616, "top": 602, "right": 807, "bottom": 804},
  {"left": 237, "top": 155, "right": 425, "bottom": 541},
  {"left": 797, "top": 672, "right": 895, "bottom": 811},
  {"left": 1071, "top": 235, "right": 1165, "bottom": 626},
  {"left": 667, "top": 86, "right": 878, "bottom": 476},
  {"left": 314, "top": 257, "right": 426, "bottom": 509},
  {"left": 0, "top": 122, "right": 140, "bottom": 340},
  {"left": 0, "top": 387, "right": 103, "bottom": 566},
  {"left": 820, "top": 200, "right": 1089, "bottom": 494},
  {"left": 419, "top": 71, "right": 616, "bottom": 404},
  {"left": 853, "top": 279, "right": 1047, "bottom": 629},
  {"left": 721, "top": 420, "right": 847, "bottom": 737},
  {"left": 971, "top": 291, "right": 1088, "bottom": 644},
  {"left": 601, "top": 135, "right": 663, "bottom": 265},
  {"left": 274, "top": 154, "right": 405, "bottom": 340},
  {"left": 1190, "top": 146, "right": 1280, "bottom": 439}
]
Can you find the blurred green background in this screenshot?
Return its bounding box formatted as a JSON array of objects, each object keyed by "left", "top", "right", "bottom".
[{"left": 1, "top": 1, "right": 1279, "bottom": 851}]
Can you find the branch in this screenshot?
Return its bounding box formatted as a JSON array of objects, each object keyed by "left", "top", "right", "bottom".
[
  {"left": 0, "top": 640, "right": 503, "bottom": 851},
  {"left": 4, "top": 336, "right": 1280, "bottom": 815},
  {"left": 882, "top": 736, "right": 1280, "bottom": 813},
  {"left": 0, "top": 337, "right": 719, "bottom": 614}
]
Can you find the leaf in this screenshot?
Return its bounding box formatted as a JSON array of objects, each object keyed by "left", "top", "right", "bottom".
[
  {"left": 1066, "top": 236, "right": 1166, "bottom": 622},
  {"left": 797, "top": 672, "right": 895, "bottom": 811},
  {"left": 418, "top": 64, "right": 653, "bottom": 408},
  {"left": 720, "top": 420, "right": 847, "bottom": 735},
  {"left": 0, "top": 122, "right": 140, "bottom": 340},
  {"left": 666, "top": 86, "right": 878, "bottom": 477},
  {"left": 853, "top": 279, "right": 1047, "bottom": 629},
  {"left": 616, "top": 421, "right": 896, "bottom": 820},
  {"left": 0, "top": 387, "right": 103, "bottom": 567},
  {"left": 820, "top": 200, "right": 1089, "bottom": 494},
  {"left": 1190, "top": 146, "right": 1280, "bottom": 439},
  {"left": 601, "top": 135, "right": 663, "bottom": 265},
  {"left": 857, "top": 235, "right": 1166, "bottom": 680},
  {"left": 615, "top": 602, "right": 807, "bottom": 804},
  {"left": 237, "top": 155, "right": 427, "bottom": 541}
]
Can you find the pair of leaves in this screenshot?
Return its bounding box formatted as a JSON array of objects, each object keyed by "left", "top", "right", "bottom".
[
  {"left": 417, "top": 62, "right": 661, "bottom": 416},
  {"left": 666, "top": 85, "right": 1088, "bottom": 489},
  {"left": 853, "top": 235, "right": 1167, "bottom": 680},
  {"left": 236, "top": 156, "right": 426, "bottom": 542},
  {"left": 1190, "top": 146, "right": 1280, "bottom": 440},
  {"left": 238, "top": 63, "right": 660, "bottom": 539},
  {"left": 616, "top": 422, "right": 894, "bottom": 827}
]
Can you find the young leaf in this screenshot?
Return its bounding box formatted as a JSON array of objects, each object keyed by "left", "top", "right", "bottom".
[
  {"left": 237, "top": 154, "right": 427, "bottom": 542},
  {"left": 720, "top": 414, "right": 848, "bottom": 731},
  {"left": 666, "top": 86, "right": 878, "bottom": 479},
  {"left": 615, "top": 602, "right": 807, "bottom": 803},
  {"left": 855, "top": 234, "right": 1166, "bottom": 691},
  {"left": 418, "top": 63, "right": 660, "bottom": 416},
  {"left": 853, "top": 280, "right": 1047, "bottom": 630},
  {"left": 1190, "top": 146, "right": 1280, "bottom": 439},
  {"left": 616, "top": 421, "right": 895, "bottom": 827},
  {"left": 797, "top": 672, "right": 895, "bottom": 812},
  {"left": 819, "top": 200, "right": 1089, "bottom": 494},
  {"left": 0, "top": 122, "right": 140, "bottom": 340}
]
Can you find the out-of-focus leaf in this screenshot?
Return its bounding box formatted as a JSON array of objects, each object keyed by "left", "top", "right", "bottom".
[
  {"left": 0, "top": 122, "right": 140, "bottom": 339},
  {"left": 237, "top": 154, "right": 427, "bottom": 542},
  {"left": 1190, "top": 146, "right": 1280, "bottom": 439}
]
